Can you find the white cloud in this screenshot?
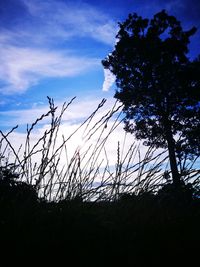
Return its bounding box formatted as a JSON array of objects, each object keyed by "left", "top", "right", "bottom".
[
  {"left": 0, "top": 45, "right": 99, "bottom": 94},
  {"left": 102, "top": 69, "right": 115, "bottom": 91},
  {"left": 0, "top": 96, "right": 142, "bottom": 170},
  {"left": 21, "top": 0, "right": 117, "bottom": 46},
  {"left": 0, "top": 96, "right": 169, "bottom": 197},
  {"left": 0, "top": 96, "right": 114, "bottom": 127},
  {"left": 0, "top": 113, "right": 136, "bottom": 175},
  {"left": 0, "top": 0, "right": 117, "bottom": 94}
]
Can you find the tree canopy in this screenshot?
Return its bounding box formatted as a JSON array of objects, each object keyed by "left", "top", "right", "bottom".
[{"left": 102, "top": 10, "right": 200, "bottom": 185}]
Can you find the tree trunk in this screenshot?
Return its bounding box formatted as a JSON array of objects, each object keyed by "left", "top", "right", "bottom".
[{"left": 164, "top": 118, "right": 180, "bottom": 185}]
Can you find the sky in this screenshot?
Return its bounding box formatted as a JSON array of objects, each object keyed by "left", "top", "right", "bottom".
[{"left": 0, "top": 0, "right": 200, "bottom": 172}]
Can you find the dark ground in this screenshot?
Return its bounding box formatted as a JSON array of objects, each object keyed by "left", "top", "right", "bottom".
[{"left": 0, "top": 180, "right": 200, "bottom": 266}]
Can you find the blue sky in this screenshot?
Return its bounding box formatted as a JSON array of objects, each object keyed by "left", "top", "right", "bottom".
[
  {"left": 0, "top": 0, "right": 199, "bottom": 179},
  {"left": 0, "top": 0, "right": 199, "bottom": 135}
]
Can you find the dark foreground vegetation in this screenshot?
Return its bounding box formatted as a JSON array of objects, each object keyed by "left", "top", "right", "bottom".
[{"left": 1, "top": 169, "right": 200, "bottom": 266}]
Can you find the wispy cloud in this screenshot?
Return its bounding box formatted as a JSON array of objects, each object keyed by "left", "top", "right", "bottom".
[
  {"left": 20, "top": 0, "right": 117, "bottom": 46},
  {"left": 0, "top": 96, "right": 143, "bottom": 169},
  {"left": 0, "top": 96, "right": 115, "bottom": 127},
  {"left": 0, "top": 0, "right": 117, "bottom": 95},
  {"left": 0, "top": 46, "right": 99, "bottom": 94}
]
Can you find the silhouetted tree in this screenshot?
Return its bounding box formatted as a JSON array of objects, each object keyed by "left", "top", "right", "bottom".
[{"left": 102, "top": 10, "right": 200, "bottom": 185}]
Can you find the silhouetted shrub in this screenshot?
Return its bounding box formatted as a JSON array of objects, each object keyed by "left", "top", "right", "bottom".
[
  {"left": 157, "top": 180, "right": 194, "bottom": 205},
  {"left": 0, "top": 166, "right": 38, "bottom": 204}
]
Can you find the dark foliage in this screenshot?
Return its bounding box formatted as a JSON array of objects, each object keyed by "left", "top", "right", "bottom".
[
  {"left": 102, "top": 10, "right": 200, "bottom": 185},
  {"left": 1, "top": 167, "right": 200, "bottom": 266},
  {"left": 0, "top": 166, "right": 38, "bottom": 204}
]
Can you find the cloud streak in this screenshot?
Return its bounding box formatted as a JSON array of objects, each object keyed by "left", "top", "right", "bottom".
[
  {"left": 0, "top": 96, "right": 116, "bottom": 127},
  {"left": 0, "top": 0, "right": 117, "bottom": 95},
  {"left": 21, "top": 0, "right": 117, "bottom": 46},
  {"left": 0, "top": 95, "right": 143, "bottom": 170},
  {"left": 102, "top": 69, "right": 115, "bottom": 92},
  {"left": 0, "top": 46, "right": 99, "bottom": 94}
]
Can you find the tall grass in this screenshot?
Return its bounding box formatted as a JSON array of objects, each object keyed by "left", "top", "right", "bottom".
[{"left": 0, "top": 97, "right": 199, "bottom": 202}]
